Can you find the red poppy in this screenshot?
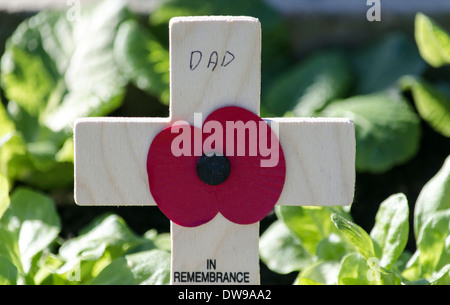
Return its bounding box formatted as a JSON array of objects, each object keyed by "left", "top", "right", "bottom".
[{"left": 146, "top": 106, "right": 285, "bottom": 227}]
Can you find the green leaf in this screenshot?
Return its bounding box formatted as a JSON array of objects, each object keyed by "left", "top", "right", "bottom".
[
  {"left": 0, "top": 227, "right": 22, "bottom": 273},
  {"left": 429, "top": 264, "right": 450, "bottom": 285},
  {"left": 414, "top": 155, "right": 450, "bottom": 238},
  {"left": 59, "top": 214, "right": 144, "bottom": 264},
  {"left": 114, "top": 19, "right": 170, "bottom": 105},
  {"left": 331, "top": 213, "right": 375, "bottom": 260},
  {"left": 58, "top": 214, "right": 148, "bottom": 283},
  {"left": 403, "top": 78, "right": 450, "bottom": 137},
  {"left": 370, "top": 193, "right": 409, "bottom": 268},
  {"left": 296, "top": 277, "right": 322, "bottom": 285},
  {"left": 259, "top": 220, "right": 312, "bottom": 274},
  {"left": 0, "top": 256, "right": 18, "bottom": 285},
  {"left": 0, "top": 97, "right": 15, "bottom": 141},
  {"left": 351, "top": 33, "right": 425, "bottom": 94},
  {"left": 315, "top": 233, "right": 349, "bottom": 262},
  {"left": 297, "top": 261, "right": 340, "bottom": 285},
  {"left": 90, "top": 249, "right": 170, "bottom": 285},
  {"left": 0, "top": 0, "right": 131, "bottom": 189},
  {"left": 0, "top": 187, "right": 60, "bottom": 273},
  {"left": 1, "top": 0, "right": 129, "bottom": 133},
  {"left": 323, "top": 92, "right": 421, "bottom": 173},
  {"left": 338, "top": 253, "right": 373, "bottom": 285},
  {"left": 338, "top": 254, "right": 401, "bottom": 285},
  {"left": 0, "top": 132, "right": 27, "bottom": 186},
  {"left": 0, "top": 173, "right": 9, "bottom": 219},
  {"left": 416, "top": 210, "right": 450, "bottom": 278},
  {"left": 264, "top": 51, "right": 353, "bottom": 116},
  {"left": 276, "top": 206, "right": 349, "bottom": 255},
  {"left": 415, "top": 13, "right": 450, "bottom": 68}
]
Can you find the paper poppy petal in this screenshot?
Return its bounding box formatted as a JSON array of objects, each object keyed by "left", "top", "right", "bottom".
[
  {"left": 147, "top": 124, "right": 218, "bottom": 227},
  {"left": 203, "top": 106, "right": 286, "bottom": 225}
]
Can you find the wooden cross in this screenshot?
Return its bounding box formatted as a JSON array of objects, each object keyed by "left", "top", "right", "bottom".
[{"left": 74, "top": 16, "right": 355, "bottom": 285}]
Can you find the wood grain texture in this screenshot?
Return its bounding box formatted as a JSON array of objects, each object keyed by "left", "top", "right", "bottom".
[
  {"left": 270, "top": 117, "right": 355, "bottom": 206},
  {"left": 73, "top": 16, "right": 355, "bottom": 286},
  {"left": 168, "top": 16, "right": 261, "bottom": 285},
  {"left": 74, "top": 117, "right": 170, "bottom": 206},
  {"left": 171, "top": 213, "right": 259, "bottom": 285},
  {"left": 169, "top": 16, "right": 261, "bottom": 125}
]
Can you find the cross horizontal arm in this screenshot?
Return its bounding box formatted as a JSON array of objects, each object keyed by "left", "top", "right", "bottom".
[
  {"left": 74, "top": 117, "right": 170, "bottom": 206},
  {"left": 269, "top": 117, "right": 355, "bottom": 206}
]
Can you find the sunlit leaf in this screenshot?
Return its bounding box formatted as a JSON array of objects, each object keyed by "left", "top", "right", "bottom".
[
  {"left": 331, "top": 213, "right": 375, "bottom": 260},
  {"left": 90, "top": 249, "right": 170, "bottom": 285},
  {"left": 414, "top": 155, "right": 450, "bottom": 238},
  {"left": 324, "top": 92, "right": 421, "bottom": 173},
  {"left": 370, "top": 194, "right": 409, "bottom": 268},
  {"left": 0, "top": 188, "right": 60, "bottom": 273},
  {"left": 259, "top": 220, "right": 312, "bottom": 274},
  {"left": 114, "top": 20, "right": 170, "bottom": 105},
  {"left": 264, "top": 51, "right": 353, "bottom": 116},
  {"left": 415, "top": 13, "right": 450, "bottom": 68}
]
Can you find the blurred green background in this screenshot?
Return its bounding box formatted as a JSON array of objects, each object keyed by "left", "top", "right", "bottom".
[{"left": 0, "top": 0, "right": 449, "bottom": 284}]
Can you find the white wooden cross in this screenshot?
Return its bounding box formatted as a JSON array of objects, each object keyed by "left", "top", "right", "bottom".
[{"left": 74, "top": 16, "right": 355, "bottom": 285}]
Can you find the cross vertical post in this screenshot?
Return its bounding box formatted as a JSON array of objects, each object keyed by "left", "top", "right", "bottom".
[{"left": 74, "top": 16, "right": 355, "bottom": 285}]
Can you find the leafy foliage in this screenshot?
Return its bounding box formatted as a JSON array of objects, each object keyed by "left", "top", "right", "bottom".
[
  {"left": 0, "top": 187, "right": 170, "bottom": 284},
  {"left": 261, "top": 156, "right": 450, "bottom": 285},
  {"left": 415, "top": 13, "right": 450, "bottom": 68}
]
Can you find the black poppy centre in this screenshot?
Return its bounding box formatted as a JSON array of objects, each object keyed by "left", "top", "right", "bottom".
[{"left": 196, "top": 153, "right": 231, "bottom": 185}]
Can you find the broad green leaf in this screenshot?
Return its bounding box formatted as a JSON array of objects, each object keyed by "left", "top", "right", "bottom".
[
  {"left": 338, "top": 253, "right": 373, "bottom": 285},
  {"left": 405, "top": 265, "right": 450, "bottom": 285},
  {"left": 0, "top": 227, "right": 22, "bottom": 273},
  {"left": 0, "top": 133, "right": 27, "bottom": 186},
  {"left": 296, "top": 277, "right": 322, "bottom": 285},
  {"left": 315, "top": 233, "right": 349, "bottom": 262},
  {"left": 403, "top": 78, "right": 450, "bottom": 137},
  {"left": 323, "top": 93, "right": 421, "bottom": 173},
  {"left": 259, "top": 220, "right": 312, "bottom": 274},
  {"left": 55, "top": 138, "right": 74, "bottom": 163},
  {"left": 0, "top": 97, "right": 15, "bottom": 140},
  {"left": 416, "top": 210, "right": 450, "bottom": 278},
  {"left": 264, "top": 51, "right": 353, "bottom": 116},
  {"left": 1, "top": 0, "right": 129, "bottom": 133},
  {"left": 58, "top": 214, "right": 144, "bottom": 264},
  {"left": 142, "top": 229, "right": 171, "bottom": 252},
  {"left": 331, "top": 213, "right": 375, "bottom": 260},
  {"left": 0, "top": 256, "right": 18, "bottom": 285},
  {"left": 3, "top": 102, "right": 71, "bottom": 188},
  {"left": 414, "top": 155, "right": 450, "bottom": 238},
  {"left": 402, "top": 251, "right": 420, "bottom": 282},
  {"left": 32, "top": 253, "right": 64, "bottom": 285},
  {"left": 0, "top": 173, "right": 9, "bottom": 219},
  {"left": 0, "top": 0, "right": 130, "bottom": 189},
  {"left": 114, "top": 19, "right": 170, "bottom": 105},
  {"left": 1, "top": 187, "right": 60, "bottom": 273},
  {"left": 351, "top": 33, "right": 425, "bottom": 94},
  {"left": 428, "top": 264, "right": 450, "bottom": 285},
  {"left": 90, "top": 249, "right": 170, "bottom": 285},
  {"left": 338, "top": 254, "right": 401, "bottom": 285},
  {"left": 42, "top": 1, "right": 129, "bottom": 132},
  {"left": 0, "top": 101, "right": 23, "bottom": 186},
  {"left": 415, "top": 13, "right": 450, "bottom": 68},
  {"left": 58, "top": 214, "right": 149, "bottom": 283},
  {"left": 276, "top": 206, "right": 349, "bottom": 255},
  {"left": 0, "top": 39, "right": 58, "bottom": 116},
  {"left": 297, "top": 261, "right": 340, "bottom": 285},
  {"left": 370, "top": 193, "right": 409, "bottom": 268}
]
